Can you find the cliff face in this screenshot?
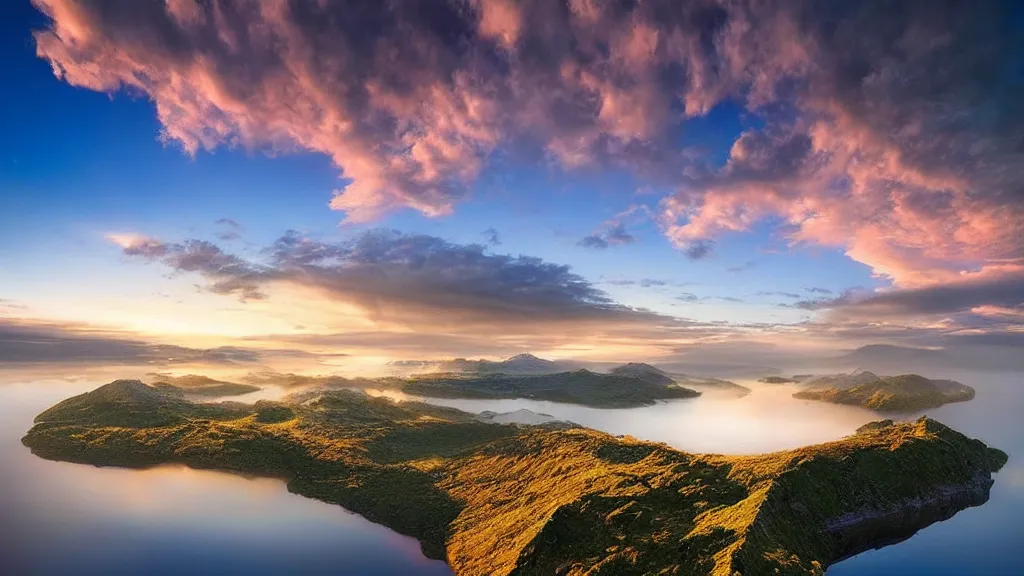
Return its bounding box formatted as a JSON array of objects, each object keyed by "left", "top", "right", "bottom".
[{"left": 23, "top": 382, "right": 1007, "bottom": 576}]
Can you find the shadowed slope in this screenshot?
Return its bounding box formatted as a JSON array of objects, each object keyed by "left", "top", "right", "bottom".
[{"left": 23, "top": 381, "right": 1006, "bottom": 575}]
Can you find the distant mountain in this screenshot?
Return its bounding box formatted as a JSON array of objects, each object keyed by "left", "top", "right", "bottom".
[
  {"left": 758, "top": 376, "right": 797, "bottom": 384},
  {"left": 831, "top": 345, "right": 949, "bottom": 371},
  {"left": 432, "top": 353, "right": 575, "bottom": 375},
  {"left": 801, "top": 371, "right": 882, "bottom": 389},
  {"left": 403, "top": 369, "right": 701, "bottom": 408},
  {"left": 608, "top": 362, "right": 675, "bottom": 385},
  {"left": 475, "top": 409, "right": 562, "bottom": 425}
]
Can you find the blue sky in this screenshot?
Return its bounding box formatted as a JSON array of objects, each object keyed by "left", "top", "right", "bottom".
[
  {"left": 0, "top": 3, "right": 870, "bottom": 321},
  {"left": 2, "top": 0, "right": 1018, "bottom": 372}
]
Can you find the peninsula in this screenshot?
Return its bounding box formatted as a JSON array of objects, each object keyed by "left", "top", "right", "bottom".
[{"left": 24, "top": 380, "right": 1006, "bottom": 576}]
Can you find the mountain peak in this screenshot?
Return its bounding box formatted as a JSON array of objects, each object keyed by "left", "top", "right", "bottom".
[
  {"left": 504, "top": 353, "right": 546, "bottom": 363},
  {"left": 609, "top": 362, "right": 674, "bottom": 385}
]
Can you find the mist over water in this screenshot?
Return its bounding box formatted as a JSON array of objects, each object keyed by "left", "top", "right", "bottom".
[
  {"left": 381, "top": 382, "right": 880, "bottom": 454},
  {"left": 1, "top": 373, "right": 1020, "bottom": 575}
]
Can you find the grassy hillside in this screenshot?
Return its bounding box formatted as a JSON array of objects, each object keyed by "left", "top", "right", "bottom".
[
  {"left": 794, "top": 374, "right": 976, "bottom": 412},
  {"left": 24, "top": 381, "right": 1006, "bottom": 576},
  {"left": 151, "top": 374, "right": 261, "bottom": 397},
  {"left": 609, "top": 362, "right": 676, "bottom": 385},
  {"left": 401, "top": 369, "right": 701, "bottom": 408}
]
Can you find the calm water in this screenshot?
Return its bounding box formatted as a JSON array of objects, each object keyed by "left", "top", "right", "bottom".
[
  {"left": 0, "top": 380, "right": 452, "bottom": 576},
  {"left": 1, "top": 373, "right": 1020, "bottom": 575}
]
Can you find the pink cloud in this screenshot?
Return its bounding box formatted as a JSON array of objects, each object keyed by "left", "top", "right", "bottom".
[{"left": 32, "top": 0, "right": 1024, "bottom": 309}]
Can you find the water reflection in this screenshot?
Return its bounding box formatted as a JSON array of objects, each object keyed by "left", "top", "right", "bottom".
[
  {"left": 826, "top": 371, "right": 1024, "bottom": 575},
  {"left": 2, "top": 374, "right": 1020, "bottom": 575},
  {"left": 372, "top": 382, "right": 882, "bottom": 454},
  {"left": 0, "top": 380, "right": 452, "bottom": 576}
]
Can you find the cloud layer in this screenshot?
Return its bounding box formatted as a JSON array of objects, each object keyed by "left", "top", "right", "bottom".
[
  {"left": 114, "top": 229, "right": 681, "bottom": 331},
  {"left": 33, "top": 0, "right": 1024, "bottom": 316},
  {"left": 0, "top": 318, "right": 260, "bottom": 365}
]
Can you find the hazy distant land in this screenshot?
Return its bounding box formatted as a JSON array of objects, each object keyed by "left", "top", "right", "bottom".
[
  {"left": 23, "top": 380, "right": 1007, "bottom": 576},
  {"left": 241, "top": 356, "right": 745, "bottom": 408}
]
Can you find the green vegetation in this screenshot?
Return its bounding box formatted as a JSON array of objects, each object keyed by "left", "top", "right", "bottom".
[
  {"left": 608, "top": 362, "right": 676, "bottom": 385},
  {"left": 760, "top": 376, "right": 797, "bottom": 384},
  {"left": 401, "top": 369, "right": 701, "bottom": 408},
  {"left": 793, "top": 373, "right": 976, "bottom": 412},
  {"left": 150, "top": 374, "right": 261, "bottom": 397},
  {"left": 23, "top": 380, "right": 1006, "bottom": 576}
]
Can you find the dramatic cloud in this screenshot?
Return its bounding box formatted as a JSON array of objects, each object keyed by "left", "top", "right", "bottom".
[
  {"left": 33, "top": 0, "right": 1024, "bottom": 313},
  {"left": 822, "top": 265, "right": 1024, "bottom": 318},
  {"left": 114, "top": 229, "right": 689, "bottom": 334},
  {"left": 657, "top": 2, "right": 1024, "bottom": 289}
]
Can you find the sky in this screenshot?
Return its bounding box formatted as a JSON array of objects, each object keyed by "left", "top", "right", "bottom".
[{"left": 1, "top": 0, "right": 1022, "bottom": 377}]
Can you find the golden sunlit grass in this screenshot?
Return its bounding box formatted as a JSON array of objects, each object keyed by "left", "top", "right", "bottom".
[{"left": 23, "top": 380, "right": 1007, "bottom": 576}]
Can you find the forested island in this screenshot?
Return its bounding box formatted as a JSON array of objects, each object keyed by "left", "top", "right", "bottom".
[
  {"left": 793, "top": 372, "right": 976, "bottom": 412},
  {"left": 23, "top": 380, "right": 1006, "bottom": 576}
]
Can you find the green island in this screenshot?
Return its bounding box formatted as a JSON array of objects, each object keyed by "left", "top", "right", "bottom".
[
  {"left": 400, "top": 368, "right": 702, "bottom": 408},
  {"left": 759, "top": 376, "right": 797, "bottom": 384},
  {"left": 793, "top": 373, "right": 976, "bottom": 413},
  {"left": 150, "top": 374, "right": 261, "bottom": 397},
  {"left": 24, "top": 380, "right": 1006, "bottom": 576}
]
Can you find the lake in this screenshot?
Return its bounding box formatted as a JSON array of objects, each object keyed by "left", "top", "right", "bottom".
[{"left": 1, "top": 372, "right": 1020, "bottom": 575}]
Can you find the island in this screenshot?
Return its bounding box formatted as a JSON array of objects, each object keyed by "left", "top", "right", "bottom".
[
  {"left": 400, "top": 368, "right": 702, "bottom": 408},
  {"left": 759, "top": 376, "right": 797, "bottom": 384},
  {"left": 24, "top": 380, "right": 1006, "bottom": 576},
  {"left": 612, "top": 363, "right": 751, "bottom": 396},
  {"left": 793, "top": 372, "right": 976, "bottom": 412},
  {"left": 150, "top": 374, "right": 260, "bottom": 397}
]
